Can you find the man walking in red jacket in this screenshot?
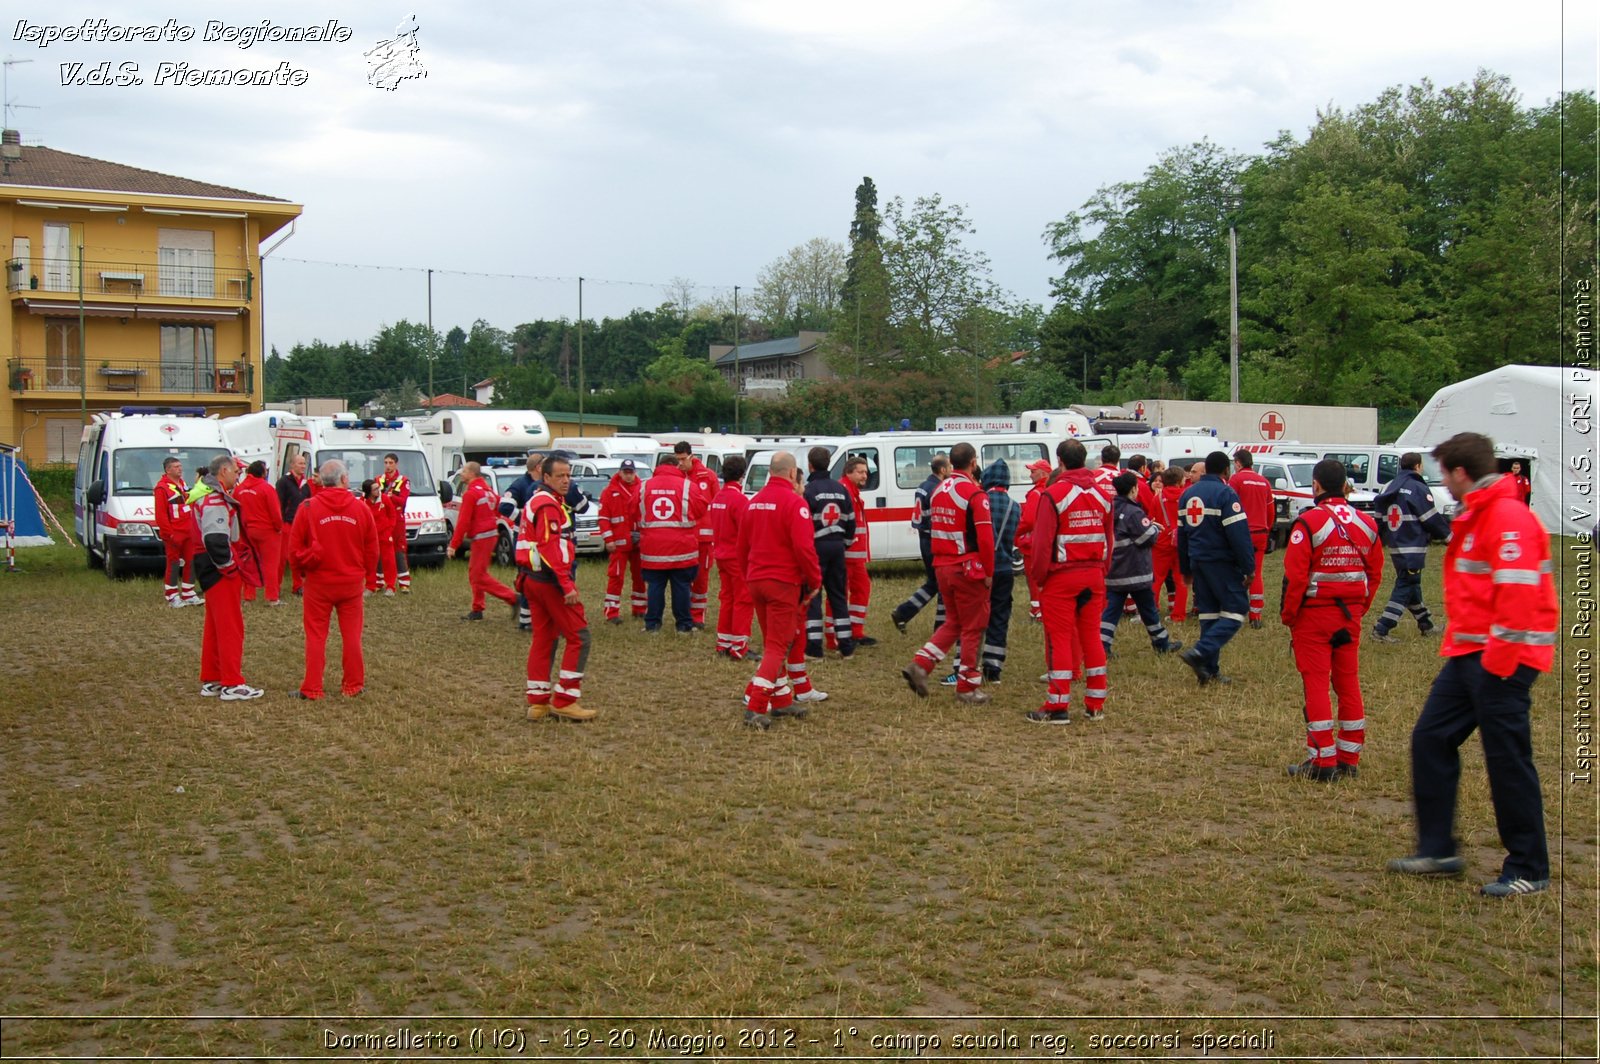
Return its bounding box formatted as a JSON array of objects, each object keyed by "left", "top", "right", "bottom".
[
  {"left": 289, "top": 460, "right": 378, "bottom": 699},
  {"left": 448, "top": 461, "right": 516, "bottom": 620}
]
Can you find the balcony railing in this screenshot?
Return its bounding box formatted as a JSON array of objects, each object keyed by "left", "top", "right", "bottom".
[
  {"left": 6, "top": 257, "right": 253, "bottom": 303},
  {"left": 8, "top": 356, "right": 253, "bottom": 397}
]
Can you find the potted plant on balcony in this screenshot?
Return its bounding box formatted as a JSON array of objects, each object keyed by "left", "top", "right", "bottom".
[{"left": 8, "top": 363, "right": 31, "bottom": 390}]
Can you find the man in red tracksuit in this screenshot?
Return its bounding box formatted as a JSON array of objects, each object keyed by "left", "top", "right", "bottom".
[
  {"left": 737, "top": 450, "right": 824, "bottom": 728},
  {"left": 288, "top": 460, "right": 378, "bottom": 700},
  {"left": 598, "top": 459, "right": 645, "bottom": 622},
  {"left": 678, "top": 443, "right": 719, "bottom": 628},
  {"left": 711, "top": 455, "right": 754, "bottom": 659},
  {"left": 1231, "top": 448, "right": 1276, "bottom": 628},
  {"left": 237, "top": 461, "right": 285, "bottom": 606},
  {"left": 1016, "top": 458, "right": 1051, "bottom": 621},
  {"left": 636, "top": 452, "right": 708, "bottom": 633},
  {"left": 1281, "top": 460, "right": 1384, "bottom": 780},
  {"left": 154, "top": 456, "right": 199, "bottom": 607},
  {"left": 840, "top": 455, "right": 877, "bottom": 646},
  {"left": 518, "top": 456, "right": 597, "bottom": 722},
  {"left": 1151, "top": 467, "right": 1188, "bottom": 622},
  {"left": 901, "top": 441, "right": 995, "bottom": 705},
  {"left": 376, "top": 453, "right": 412, "bottom": 592},
  {"left": 448, "top": 461, "right": 516, "bottom": 620},
  {"left": 189, "top": 454, "right": 264, "bottom": 701},
  {"left": 1025, "top": 438, "right": 1115, "bottom": 724}
]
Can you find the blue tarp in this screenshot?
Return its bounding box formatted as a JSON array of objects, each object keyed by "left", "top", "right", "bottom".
[{"left": 1, "top": 451, "right": 53, "bottom": 547}]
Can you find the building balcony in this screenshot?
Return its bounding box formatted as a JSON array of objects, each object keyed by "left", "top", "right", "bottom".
[
  {"left": 6, "top": 257, "right": 253, "bottom": 317},
  {"left": 8, "top": 356, "right": 253, "bottom": 398}
]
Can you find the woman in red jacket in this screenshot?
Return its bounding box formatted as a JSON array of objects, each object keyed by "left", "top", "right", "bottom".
[{"left": 362, "top": 479, "right": 397, "bottom": 594}]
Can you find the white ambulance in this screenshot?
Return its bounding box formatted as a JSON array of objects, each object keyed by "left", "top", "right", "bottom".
[
  {"left": 550, "top": 434, "right": 663, "bottom": 468},
  {"left": 648, "top": 431, "right": 759, "bottom": 477},
  {"left": 75, "top": 406, "right": 232, "bottom": 578},
  {"left": 413, "top": 408, "right": 552, "bottom": 482},
  {"left": 272, "top": 414, "right": 452, "bottom": 567},
  {"left": 219, "top": 409, "right": 286, "bottom": 477}
]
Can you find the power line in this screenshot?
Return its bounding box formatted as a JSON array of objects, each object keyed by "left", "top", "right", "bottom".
[{"left": 271, "top": 256, "right": 742, "bottom": 292}]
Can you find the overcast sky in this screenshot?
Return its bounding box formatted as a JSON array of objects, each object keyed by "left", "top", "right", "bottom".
[{"left": 7, "top": 1, "right": 1595, "bottom": 361}]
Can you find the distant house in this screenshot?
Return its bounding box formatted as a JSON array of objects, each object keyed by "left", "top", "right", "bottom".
[
  {"left": 708, "top": 330, "right": 835, "bottom": 396},
  {"left": 471, "top": 377, "right": 497, "bottom": 405},
  {"left": 421, "top": 392, "right": 484, "bottom": 409}
]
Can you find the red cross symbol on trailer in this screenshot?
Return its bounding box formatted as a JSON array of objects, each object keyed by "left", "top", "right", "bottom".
[
  {"left": 1134, "top": 401, "right": 1146, "bottom": 419},
  {"left": 1184, "top": 496, "right": 1208, "bottom": 527},
  {"left": 496, "top": 423, "right": 512, "bottom": 435},
  {"left": 363, "top": 432, "right": 376, "bottom": 442},
  {"left": 1259, "top": 411, "right": 1286, "bottom": 440},
  {"left": 1385, "top": 504, "right": 1405, "bottom": 533},
  {"left": 159, "top": 423, "right": 178, "bottom": 436},
  {"left": 821, "top": 502, "right": 843, "bottom": 525}
]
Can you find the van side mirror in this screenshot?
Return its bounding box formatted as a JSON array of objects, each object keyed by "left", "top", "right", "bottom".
[
  {"left": 87, "top": 479, "right": 106, "bottom": 507},
  {"left": 439, "top": 481, "right": 454, "bottom": 504},
  {"left": 1273, "top": 478, "right": 1288, "bottom": 490}
]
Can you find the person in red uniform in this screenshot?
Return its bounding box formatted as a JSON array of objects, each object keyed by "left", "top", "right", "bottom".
[
  {"left": 1025, "top": 438, "right": 1115, "bottom": 724},
  {"left": 1509, "top": 459, "right": 1533, "bottom": 505},
  {"left": 840, "top": 455, "right": 877, "bottom": 646},
  {"left": 1230, "top": 448, "right": 1276, "bottom": 628},
  {"left": 275, "top": 451, "right": 311, "bottom": 597},
  {"left": 376, "top": 453, "right": 412, "bottom": 592},
  {"left": 678, "top": 443, "right": 720, "bottom": 628},
  {"left": 448, "top": 461, "right": 516, "bottom": 620},
  {"left": 1280, "top": 460, "right": 1384, "bottom": 780},
  {"left": 598, "top": 459, "right": 645, "bottom": 622},
  {"left": 287, "top": 460, "right": 378, "bottom": 699},
  {"left": 901, "top": 441, "right": 995, "bottom": 705},
  {"left": 737, "top": 450, "right": 824, "bottom": 728},
  {"left": 236, "top": 461, "right": 285, "bottom": 606},
  {"left": 1389, "top": 433, "right": 1558, "bottom": 897},
  {"left": 1126, "top": 454, "right": 1160, "bottom": 516},
  {"left": 1093, "top": 443, "right": 1121, "bottom": 498},
  {"left": 189, "top": 454, "right": 264, "bottom": 701},
  {"left": 154, "top": 456, "right": 199, "bottom": 607},
  {"left": 517, "top": 456, "right": 597, "bottom": 722},
  {"left": 711, "top": 455, "right": 754, "bottom": 659},
  {"left": 1015, "top": 458, "right": 1051, "bottom": 622},
  {"left": 636, "top": 451, "right": 708, "bottom": 633},
  {"left": 361, "top": 478, "right": 397, "bottom": 593},
  {"left": 1150, "top": 466, "right": 1189, "bottom": 622}
]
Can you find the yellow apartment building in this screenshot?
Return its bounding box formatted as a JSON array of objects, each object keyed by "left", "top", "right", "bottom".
[{"left": 1, "top": 130, "right": 302, "bottom": 465}]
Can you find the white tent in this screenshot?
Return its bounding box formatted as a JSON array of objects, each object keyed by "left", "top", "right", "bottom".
[{"left": 1397, "top": 365, "right": 1596, "bottom": 538}]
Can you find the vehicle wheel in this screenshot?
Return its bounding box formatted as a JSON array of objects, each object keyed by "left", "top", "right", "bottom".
[
  {"left": 494, "top": 529, "right": 515, "bottom": 567},
  {"left": 103, "top": 544, "right": 121, "bottom": 579}
]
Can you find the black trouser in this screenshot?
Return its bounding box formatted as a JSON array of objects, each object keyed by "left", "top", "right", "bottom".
[
  {"left": 1374, "top": 566, "right": 1434, "bottom": 635},
  {"left": 1411, "top": 653, "right": 1548, "bottom": 881},
  {"left": 980, "top": 569, "right": 1015, "bottom": 677},
  {"left": 892, "top": 535, "right": 945, "bottom": 629},
  {"left": 1100, "top": 583, "right": 1175, "bottom": 651},
  {"left": 807, "top": 541, "right": 853, "bottom": 654}
]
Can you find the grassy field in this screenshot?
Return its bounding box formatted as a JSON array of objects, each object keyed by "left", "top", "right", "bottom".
[{"left": 0, "top": 514, "right": 1595, "bottom": 1060}]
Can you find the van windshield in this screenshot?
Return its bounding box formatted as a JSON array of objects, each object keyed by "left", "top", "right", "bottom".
[
  {"left": 1418, "top": 456, "right": 1445, "bottom": 485},
  {"left": 315, "top": 449, "right": 437, "bottom": 495},
  {"left": 1286, "top": 463, "right": 1316, "bottom": 490},
  {"left": 112, "top": 447, "right": 221, "bottom": 496}
]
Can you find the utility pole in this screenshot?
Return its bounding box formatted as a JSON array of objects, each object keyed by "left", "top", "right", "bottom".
[
  {"left": 77, "top": 244, "right": 85, "bottom": 423},
  {"left": 426, "top": 268, "right": 434, "bottom": 403},
  {"left": 577, "top": 276, "right": 585, "bottom": 437},
  {"left": 732, "top": 285, "right": 740, "bottom": 433},
  {"left": 1228, "top": 194, "right": 1241, "bottom": 404}
]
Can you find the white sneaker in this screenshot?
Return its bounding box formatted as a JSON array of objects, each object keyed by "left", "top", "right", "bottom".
[
  {"left": 183, "top": 596, "right": 204, "bottom": 607},
  {"left": 220, "top": 684, "right": 264, "bottom": 701},
  {"left": 383, "top": 589, "right": 396, "bottom": 597},
  {"left": 168, "top": 597, "right": 187, "bottom": 609},
  {"left": 199, "top": 682, "right": 222, "bottom": 697},
  {"left": 265, "top": 599, "right": 283, "bottom": 608},
  {"left": 795, "top": 689, "right": 829, "bottom": 703}
]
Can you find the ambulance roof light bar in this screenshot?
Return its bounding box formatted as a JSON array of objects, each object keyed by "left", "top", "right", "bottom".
[{"left": 119, "top": 405, "right": 208, "bottom": 417}]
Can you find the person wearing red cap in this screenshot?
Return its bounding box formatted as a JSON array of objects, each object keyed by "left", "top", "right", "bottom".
[{"left": 289, "top": 460, "right": 378, "bottom": 699}]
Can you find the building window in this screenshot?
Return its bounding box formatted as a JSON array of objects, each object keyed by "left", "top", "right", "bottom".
[
  {"left": 160, "top": 324, "right": 215, "bottom": 392},
  {"left": 157, "top": 228, "right": 215, "bottom": 299},
  {"left": 45, "top": 418, "right": 80, "bottom": 463},
  {"left": 44, "top": 320, "right": 81, "bottom": 390},
  {"left": 42, "top": 222, "right": 81, "bottom": 292}
]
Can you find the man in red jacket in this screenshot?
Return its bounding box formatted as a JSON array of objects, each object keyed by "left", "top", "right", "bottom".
[
  {"left": 598, "top": 459, "right": 645, "bottom": 622},
  {"left": 154, "top": 456, "right": 199, "bottom": 607},
  {"left": 678, "top": 443, "right": 720, "bottom": 628},
  {"left": 1280, "top": 460, "right": 1384, "bottom": 781},
  {"left": 237, "top": 461, "right": 285, "bottom": 606},
  {"left": 1150, "top": 467, "right": 1188, "bottom": 622},
  {"left": 518, "top": 455, "right": 598, "bottom": 722},
  {"left": 711, "top": 455, "right": 754, "bottom": 659},
  {"left": 189, "top": 454, "right": 264, "bottom": 700},
  {"left": 1025, "top": 438, "right": 1114, "bottom": 724},
  {"left": 448, "top": 461, "right": 516, "bottom": 620},
  {"left": 1231, "top": 448, "right": 1276, "bottom": 628},
  {"left": 636, "top": 451, "right": 708, "bottom": 633},
  {"left": 1388, "top": 433, "right": 1558, "bottom": 897},
  {"left": 737, "top": 450, "right": 824, "bottom": 728},
  {"left": 376, "top": 453, "right": 412, "bottom": 592},
  {"left": 1016, "top": 457, "right": 1051, "bottom": 621},
  {"left": 902, "top": 441, "right": 995, "bottom": 705},
  {"left": 289, "top": 460, "right": 378, "bottom": 699},
  {"left": 840, "top": 455, "right": 877, "bottom": 646}
]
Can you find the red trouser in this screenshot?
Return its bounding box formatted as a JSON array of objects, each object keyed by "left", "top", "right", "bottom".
[
  {"left": 161, "top": 529, "right": 193, "bottom": 598},
  {"left": 913, "top": 565, "right": 992, "bottom": 692},
  {"left": 199, "top": 571, "right": 246, "bottom": 687},
  {"left": 466, "top": 535, "right": 516, "bottom": 611},
  {"left": 1248, "top": 530, "right": 1269, "bottom": 620},
  {"left": 243, "top": 528, "right": 282, "bottom": 602},
  {"left": 846, "top": 558, "right": 871, "bottom": 639},
  {"left": 1290, "top": 605, "right": 1366, "bottom": 768},
  {"left": 715, "top": 557, "right": 754, "bottom": 658},
  {"left": 1041, "top": 569, "right": 1108, "bottom": 712},
  {"left": 523, "top": 577, "right": 590, "bottom": 708},
  {"left": 1150, "top": 542, "right": 1187, "bottom": 622},
  {"left": 604, "top": 546, "right": 645, "bottom": 618},
  {"left": 392, "top": 516, "right": 411, "bottom": 587},
  {"left": 745, "top": 578, "right": 814, "bottom": 713},
  {"left": 691, "top": 541, "right": 713, "bottom": 624},
  {"left": 370, "top": 534, "right": 395, "bottom": 591},
  {"left": 300, "top": 577, "right": 364, "bottom": 697}
]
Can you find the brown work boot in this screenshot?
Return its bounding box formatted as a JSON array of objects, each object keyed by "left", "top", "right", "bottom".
[
  {"left": 902, "top": 663, "right": 930, "bottom": 698},
  {"left": 549, "top": 702, "right": 598, "bottom": 722},
  {"left": 954, "top": 688, "right": 992, "bottom": 705},
  {"left": 526, "top": 703, "right": 551, "bottom": 721}
]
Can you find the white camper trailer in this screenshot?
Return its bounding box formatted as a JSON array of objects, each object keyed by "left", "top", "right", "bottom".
[
  {"left": 413, "top": 409, "right": 552, "bottom": 481},
  {"left": 1397, "top": 365, "right": 1595, "bottom": 538}
]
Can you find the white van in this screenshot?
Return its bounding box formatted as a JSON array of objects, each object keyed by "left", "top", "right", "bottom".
[
  {"left": 75, "top": 406, "right": 232, "bottom": 577},
  {"left": 273, "top": 414, "right": 452, "bottom": 567},
  {"left": 649, "top": 431, "right": 759, "bottom": 478},
  {"left": 742, "top": 438, "right": 848, "bottom": 496},
  {"left": 550, "top": 434, "right": 662, "bottom": 467},
  {"left": 414, "top": 409, "right": 552, "bottom": 482}
]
